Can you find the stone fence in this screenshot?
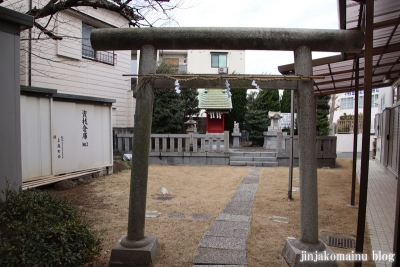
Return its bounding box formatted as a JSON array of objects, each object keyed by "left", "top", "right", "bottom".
[
  {"left": 277, "top": 136, "right": 337, "bottom": 167},
  {"left": 116, "top": 132, "right": 230, "bottom": 165},
  {"left": 116, "top": 132, "right": 229, "bottom": 153},
  {"left": 150, "top": 132, "right": 229, "bottom": 153},
  {"left": 115, "top": 132, "right": 336, "bottom": 167}
]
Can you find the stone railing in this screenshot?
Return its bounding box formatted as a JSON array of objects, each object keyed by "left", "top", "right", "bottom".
[
  {"left": 281, "top": 136, "right": 337, "bottom": 158},
  {"left": 151, "top": 132, "right": 229, "bottom": 153},
  {"left": 116, "top": 131, "right": 229, "bottom": 153}
]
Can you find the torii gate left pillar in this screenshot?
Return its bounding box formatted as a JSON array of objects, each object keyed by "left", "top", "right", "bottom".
[{"left": 91, "top": 27, "right": 363, "bottom": 267}]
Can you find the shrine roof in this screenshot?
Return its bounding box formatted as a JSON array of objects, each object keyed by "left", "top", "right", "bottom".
[{"left": 198, "top": 89, "right": 233, "bottom": 110}]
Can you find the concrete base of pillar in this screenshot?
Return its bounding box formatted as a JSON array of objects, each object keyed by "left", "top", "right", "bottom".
[
  {"left": 282, "top": 237, "right": 337, "bottom": 267},
  {"left": 109, "top": 236, "right": 158, "bottom": 267}
]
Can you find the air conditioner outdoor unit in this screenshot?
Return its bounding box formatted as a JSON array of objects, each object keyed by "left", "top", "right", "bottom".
[{"left": 218, "top": 67, "right": 228, "bottom": 74}]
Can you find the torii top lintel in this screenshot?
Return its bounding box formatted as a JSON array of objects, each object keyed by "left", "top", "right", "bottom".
[{"left": 91, "top": 27, "right": 364, "bottom": 53}]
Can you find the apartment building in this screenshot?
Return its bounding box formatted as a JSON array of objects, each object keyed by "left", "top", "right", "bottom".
[{"left": 132, "top": 49, "right": 246, "bottom": 75}]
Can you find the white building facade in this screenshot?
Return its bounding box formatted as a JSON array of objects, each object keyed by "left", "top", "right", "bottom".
[
  {"left": 131, "top": 49, "right": 246, "bottom": 76},
  {"left": 3, "top": 1, "right": 134, "bottom": 128},
  {"left": 332, "top": 89, "right": 381, "bottom": 134}
]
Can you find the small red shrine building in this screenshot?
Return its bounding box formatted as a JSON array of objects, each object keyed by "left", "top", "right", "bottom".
[{"left": 198, "top": 88, "right": 233, "bottom": 133}]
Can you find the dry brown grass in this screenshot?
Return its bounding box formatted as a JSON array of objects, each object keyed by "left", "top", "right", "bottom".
[
  {"left": 48, "top": 165, "right": 248, "bottom": 266},
  {"left": 247, "top": 158, "right": 375, "bottom": 267},
  {"left": 48, "top": 159, "right": 376, "bottom": 267}
]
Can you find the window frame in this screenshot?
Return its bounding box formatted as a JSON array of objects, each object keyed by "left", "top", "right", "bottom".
[
  {"left": 340, "top": 97, "right": 354, "bottom": 110},
  {"left": 371, "top": 94, "right": 379, "bottom": 108},
  {"left": 82, "top": 23, "right": 115, "bottom": 66},
  {"left": 210, "top": 53, "right": 228, "bottom": 68},
  {"left": 358, "top": 95, "right": 364, "bottom": 109}
]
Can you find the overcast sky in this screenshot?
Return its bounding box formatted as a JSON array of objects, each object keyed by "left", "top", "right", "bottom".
[{"left": 166, "top": 0, "right": 341, "bottom": 74}]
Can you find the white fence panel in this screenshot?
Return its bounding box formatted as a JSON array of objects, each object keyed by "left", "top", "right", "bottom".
[{"left": 20, "top": 95, "right": 52, "bottom": 181}]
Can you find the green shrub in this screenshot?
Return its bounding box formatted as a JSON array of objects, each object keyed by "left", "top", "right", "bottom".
[{"left": 0, "top": 188, "right": 101, "bottom": 267}]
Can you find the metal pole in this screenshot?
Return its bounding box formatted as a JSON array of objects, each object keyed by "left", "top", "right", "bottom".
[
  {"left": 288, "top": 89, "right": 294, "bottom": 201},
  {"left": 294, "top": 46, "right": 319, "bottom": 244},
  {"left": 121, "top": 45, "right": 157, "bottom": 247},
  {"left": 355, "top": 0, "right": 373, "bottom": 266},
  {"left": 351, "top": 55, "right": 360, "bottom": 206}
]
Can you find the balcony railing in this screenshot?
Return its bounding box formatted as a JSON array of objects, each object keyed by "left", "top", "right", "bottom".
[
  {"left": 82, "top": 44, "right": 114, "bottom": 65},
  {"left": 336, "top": 119, "right": 363, "bottom": 134}
]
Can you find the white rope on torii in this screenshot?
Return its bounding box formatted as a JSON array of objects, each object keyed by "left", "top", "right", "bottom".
[
  {"left": 122, "top": 73, "right": 325, "bottom": 81},
  {"left": 124, "top": 73, "right": 326, "bottom": 97}
]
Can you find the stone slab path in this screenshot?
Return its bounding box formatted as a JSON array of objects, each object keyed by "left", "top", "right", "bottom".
[{"left": 193, "top": 168, "right": 261, "bottom": 266}]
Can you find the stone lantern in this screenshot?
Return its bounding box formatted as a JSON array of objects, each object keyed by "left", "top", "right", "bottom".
[
  {"left": 184, "top": 116, "right": 198, "bottom": 134},
  {"left": 184, "top": 116, "right": 197, "bottom": 147},
  {"left": 263, "top": 111, "right": 287, "bottom": 151},
  {"left": 268, "top": 111, "right": 283, "bottom": 132}
]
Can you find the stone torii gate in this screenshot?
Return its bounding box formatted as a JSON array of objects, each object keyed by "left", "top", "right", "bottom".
[{"left": 91, "top": 27, "right": 363, "bottom": 266}]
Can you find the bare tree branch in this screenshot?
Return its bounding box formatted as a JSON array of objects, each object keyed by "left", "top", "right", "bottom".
[
  {"left": 37, "top": 14, "right": 54, "bottom": 39},
  {"left": 34, "top": 21, "right": 63, "bottom": 40}
]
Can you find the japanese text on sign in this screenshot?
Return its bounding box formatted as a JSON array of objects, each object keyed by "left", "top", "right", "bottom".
[
  {"left": 82, "top": 110, "right": 88, "bottom": 147},
  {"left": 57, "top": 136, "right": 64, "bottom": 159}
]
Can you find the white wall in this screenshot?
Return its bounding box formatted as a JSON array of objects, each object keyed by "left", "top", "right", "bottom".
[
  {"left": 187, "top": 50, "right": 245, "bottom": 74},
  {"left": 335, "top": 133, "right": 374, "bottom": 152},
  {"left": 377, "top": 86, "right": 393, "bottom": 113}
]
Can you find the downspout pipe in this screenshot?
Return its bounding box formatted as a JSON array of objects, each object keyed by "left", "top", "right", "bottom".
[{"left": 28, "top": 0, "right": 32, "bottom": 86}]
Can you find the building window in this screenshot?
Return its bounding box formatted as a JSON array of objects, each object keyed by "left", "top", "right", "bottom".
[
  {"left": 211, "top": 53, "right": 227, "bottom": 68},
  {"left": 371, "top": 94, "right": 379, "bottom": 107},
  {"left": 82, "top": 23, "right": 114, "bottom": 65},
  {"left": 164, "top": 58, "right": 179, "bottom": 66},
  {"left": 358, "top": 96, "right": 363, "bottom": 109},
  {"left": 393, "top": 86, "right": 399, "bottom": 104},
  {"left": 381, "top": 94, "right": 386, "bottom": 110},
  {"left": 340, "top": 97, "right": 354, "bottom": 110}
]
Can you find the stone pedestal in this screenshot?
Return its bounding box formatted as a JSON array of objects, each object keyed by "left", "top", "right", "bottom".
[
  {"left": 282, "top": 237, "right": 336, "bottom": 267},
  {"left": 109, "top": 236, "right": 158, "bottom": 267},
  {"left": 232, "top": 132, "right": 241, "bottom": 148},
  {"left": 263, "top": 131, "right": 287, "bottom": 150}
]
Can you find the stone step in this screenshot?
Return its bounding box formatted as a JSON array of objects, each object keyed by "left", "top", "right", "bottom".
[
  {"left": 230, "top": 161, "right": 278, "bottom": 167},
  {"left": 230, "top": 156, "right": 277, "bottom": 162},
  {"left": 229, "top": 152, "right": 276, "bottom": 157},
  {"left": 230, "top": 161, "right": 247, "bottom": 166}
]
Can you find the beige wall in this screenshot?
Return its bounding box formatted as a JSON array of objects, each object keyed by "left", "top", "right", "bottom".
[
  {"left": 5, "top": 0, "right": 134, "bottom": 127},
  {"left": 187, "top": 50, "right": 245, "bottom": 74}
]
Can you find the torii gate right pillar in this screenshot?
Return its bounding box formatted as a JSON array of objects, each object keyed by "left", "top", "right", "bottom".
[{"left": 281, "top": 46, "right": 336, "bottom": 266}]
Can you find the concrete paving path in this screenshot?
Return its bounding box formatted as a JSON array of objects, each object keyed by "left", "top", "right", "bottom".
[
  {"left": 193, "top": 168, "right": 260, "bottom": 266},
  {"left": 357, "top": 160, "right": 397, "bottom": 267}
]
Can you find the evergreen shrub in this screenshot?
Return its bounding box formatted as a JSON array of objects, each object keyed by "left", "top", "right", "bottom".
[{"left": 0, "top": 188, "right": 101, "bottom": 267}]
